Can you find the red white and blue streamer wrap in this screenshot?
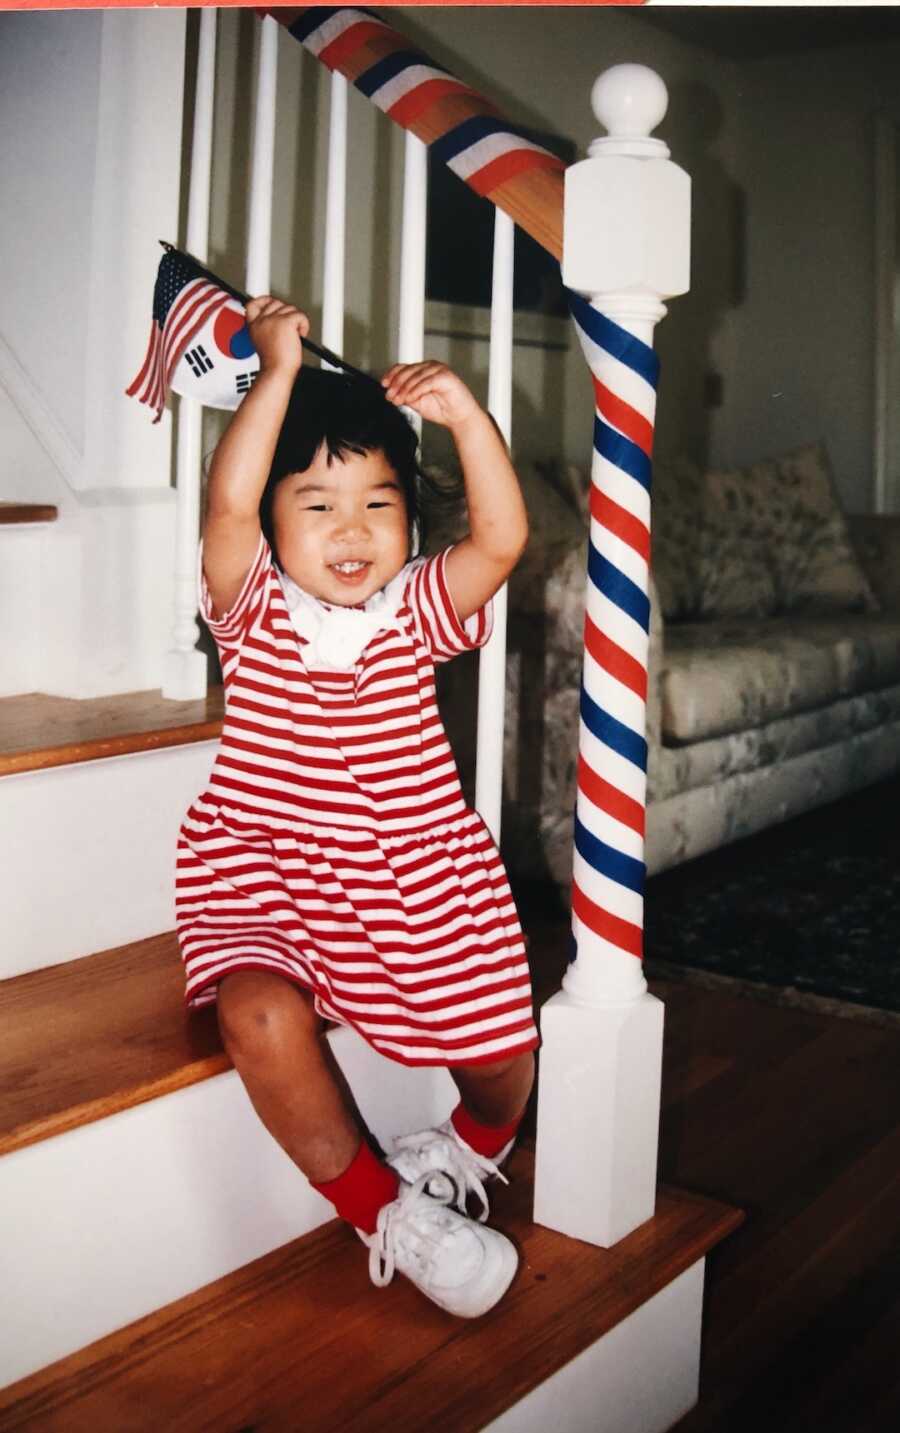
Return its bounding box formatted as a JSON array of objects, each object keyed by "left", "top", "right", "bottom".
[
  {"left": 262, "top": 6, "right": 566, "bottom": 257},
  {"left": 567, "top": 291, "right": 659, "bottom": 966}
]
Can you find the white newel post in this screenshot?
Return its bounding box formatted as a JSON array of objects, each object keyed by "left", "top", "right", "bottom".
[
  {"left": 162, "top": 7, "right": 218, "bottom": 700},
  {"left": 533, "top": 66, "right": 691, "bottom": 1247}
]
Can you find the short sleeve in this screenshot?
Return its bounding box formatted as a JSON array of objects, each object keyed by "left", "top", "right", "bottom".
[
  {"left": 404, "top": 546, "right": 493, "bottom": 663},
  {"left": 199, "top": 532, "right": 274, "bottom": 657}
]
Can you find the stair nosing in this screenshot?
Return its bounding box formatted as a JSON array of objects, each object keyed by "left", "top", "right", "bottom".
[
  {"left": 0, "top": 1051, "right": 231, "bottom": 1159},
  {"left": 0, "top": 719, "right": 223, "bottom": 777}
]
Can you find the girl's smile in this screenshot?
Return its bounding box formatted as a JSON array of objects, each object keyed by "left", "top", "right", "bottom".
[{"left": 272, "top": 445, "right": 409, "bottom": 606}]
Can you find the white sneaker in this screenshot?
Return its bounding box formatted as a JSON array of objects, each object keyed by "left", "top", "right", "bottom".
[
  {"left": 360, "top": 1174, "right": 518, "bottom": 1318},
  {"left": 387, "top": 1121, "right": 513, "bottom": 1222}
]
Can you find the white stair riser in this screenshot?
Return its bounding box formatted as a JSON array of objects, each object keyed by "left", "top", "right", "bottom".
[
  {"left": 1, "top": 1027, "right": 455, "bottom": 1388},
  {"left": 485, "top": 1261, "right": 704, "bottom": 1433},
  {"left": 3, "top": 742, "right": 217, "bottom": 977},
  {"left": 0, "top": 528, "right": 48, "bottom": 695}
]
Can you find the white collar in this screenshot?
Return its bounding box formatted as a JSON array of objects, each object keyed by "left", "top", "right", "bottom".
[{"left": 277, "top": 565, "right": 408, "bottom": 671}]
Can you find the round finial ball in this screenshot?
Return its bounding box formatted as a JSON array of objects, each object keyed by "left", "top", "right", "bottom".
[{"left": 592, "top": 65, "right": 668, "bottom": 139}]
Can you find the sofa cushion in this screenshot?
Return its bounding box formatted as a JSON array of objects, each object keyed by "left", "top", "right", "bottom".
[
  {"left": 650, "top": 680, "right": 900, "bottom": 804},
  {"left": 662, "top": 615, "right": 900, "bottom": 744}
]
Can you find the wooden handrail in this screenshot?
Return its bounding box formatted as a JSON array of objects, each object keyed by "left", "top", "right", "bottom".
[{"left": 260, "top": 6, "right": 566, "bottom": 259}]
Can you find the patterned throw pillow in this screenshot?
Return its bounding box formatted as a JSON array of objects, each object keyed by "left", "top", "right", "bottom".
[
  {"left": 538, "top": 455, "right": 709, "bottom": 622},
  {"left": 695, "top": 463, "right": 780, "bottom": 620},
  {"left": 765, "top": 442, "right": 880, "bottom": 614}
]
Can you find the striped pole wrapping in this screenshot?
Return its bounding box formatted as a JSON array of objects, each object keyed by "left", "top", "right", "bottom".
[
  {"left": 566, "top": 290, "right": 659, "bottom": 978},
  {"left": 260, "top": 6, "right": 566, "bottom": 257}
]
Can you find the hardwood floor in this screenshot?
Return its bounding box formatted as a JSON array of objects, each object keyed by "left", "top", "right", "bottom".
[
  {"left": 646, "top": 974, "right": 900, "bottom": 1433},
  {"left": 496, "top": 902, "right": 900, "bottom": 1431}
]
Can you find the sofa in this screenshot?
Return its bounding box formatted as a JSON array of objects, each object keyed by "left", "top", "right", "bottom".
[{"left": 433, "top": 440, "right": 900, "bottom": 897}]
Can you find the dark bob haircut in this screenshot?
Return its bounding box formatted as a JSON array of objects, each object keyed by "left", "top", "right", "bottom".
[{"left": 259, "top": 366, "right": 450, "bottom": 568}]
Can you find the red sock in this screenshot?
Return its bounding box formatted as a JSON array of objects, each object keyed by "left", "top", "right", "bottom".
[
  {"left": 311, "top": 1141, "right": 400, "bottom": 1234},
  {"left": 451, "top": 1102, "right": 523, "bottom": 1160}
]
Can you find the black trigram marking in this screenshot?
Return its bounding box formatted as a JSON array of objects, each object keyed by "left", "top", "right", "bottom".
[
  {"left": 184, "top": 345, "right": 213, "bottom": 378},
  {"left": 236, "top": 371, "right": 258, "bottom": 395}
]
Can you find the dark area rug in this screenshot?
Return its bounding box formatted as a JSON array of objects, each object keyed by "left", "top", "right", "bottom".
[{"left": 643, "top": 775, "right": 900, "bottom": 1026}]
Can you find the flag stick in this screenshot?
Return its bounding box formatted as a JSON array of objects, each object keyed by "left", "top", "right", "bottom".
[{"left": 159, "top": 241, "right": 376, "bottom": 383}]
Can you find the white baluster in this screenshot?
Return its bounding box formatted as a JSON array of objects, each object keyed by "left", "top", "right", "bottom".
[
  {"left": 246, "top": 15, "right": 279, "bottom": 297},
  {"left": 397, "top": 132, "right": 428, "bottom": 439},
  {"left": 321, "top": 71, "right": 348, "bottom": 361},
  {"left": 475, "top": 208, "right": 515, "bottom": 842},
  {"left": 162, "top": 7, "right": 217, "bottom": 701},
  {"left": 534, "top": 64, "right": 691, "bottom": 1248}
]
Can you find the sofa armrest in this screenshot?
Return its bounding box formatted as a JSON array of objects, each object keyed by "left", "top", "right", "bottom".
[{"left": 847, "top": 514, "right": 900, "bottom": 612}]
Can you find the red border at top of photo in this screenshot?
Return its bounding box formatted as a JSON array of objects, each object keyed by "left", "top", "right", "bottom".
[{"left": 4, "top": 0, "right": 649, "bottom": 11}]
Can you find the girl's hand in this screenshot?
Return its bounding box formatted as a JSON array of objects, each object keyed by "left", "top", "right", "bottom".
[
  {"left": 381, "top": 362, "right": 482, "bottom": 432},
  {"left": 246, "top": 296, "right": 309, "bottom": 377}
]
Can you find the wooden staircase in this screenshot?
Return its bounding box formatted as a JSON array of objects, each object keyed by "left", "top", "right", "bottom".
[
  {"left": 0, "top": 1148, "right": 739, "bottom": 1433},
  {"left": 0, "top": 695, "right": 742, "bottom": 1430}
]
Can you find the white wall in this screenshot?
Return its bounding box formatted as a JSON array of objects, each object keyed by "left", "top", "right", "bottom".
[
  {"left": 718, "top": 38, "right": 900, "bottom": 512},
  {"left": 0, "top": 12, "right": 100, "bottom": 458},
  {"left": 0, "top": 9, "right": 186, "bottom": 696},
  {"left": 0, "top": 10, "right": 185, "bottom": 493}
]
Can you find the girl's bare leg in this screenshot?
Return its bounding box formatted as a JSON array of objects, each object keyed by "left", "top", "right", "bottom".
[
  {"left": 217, "top": 969, "right": 361, "bottom": 1183},
  {"left": 450, "top": 1051, "right": 535, "bottom": 1129}
]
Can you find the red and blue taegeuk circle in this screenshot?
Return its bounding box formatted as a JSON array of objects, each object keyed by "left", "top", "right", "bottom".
[{"left": 213, "top": 306, "right": 256, "bottom": 361}]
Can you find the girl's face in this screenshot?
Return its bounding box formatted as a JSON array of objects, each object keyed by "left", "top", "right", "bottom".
[{"left": 271, "top": 444, "right": 409, "bottom": 606}]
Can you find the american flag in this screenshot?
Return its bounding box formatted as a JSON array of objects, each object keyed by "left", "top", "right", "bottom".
[{"left": 126, "top": 248, "right": 234, "bottom": 423}]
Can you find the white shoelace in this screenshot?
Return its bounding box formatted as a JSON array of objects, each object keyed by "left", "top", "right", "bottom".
[
  {"left": 390, "top": 1125, "right": 509, "bottom": 1223},
  {"left": 368, "top": 1173, "right": 461, "bottom": 1288}
]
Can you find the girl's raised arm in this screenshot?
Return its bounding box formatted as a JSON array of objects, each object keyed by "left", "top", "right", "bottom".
[
  {"left": 381, "top": 362, "right": 528, "bottom": 622},
  {"left": 202, "top": 298, "right": 309, "bottom": 617}
]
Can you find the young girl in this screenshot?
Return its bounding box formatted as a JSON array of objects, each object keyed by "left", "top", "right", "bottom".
[{"left": 176, "top": 296, "right": 537, "bottom": 1319}]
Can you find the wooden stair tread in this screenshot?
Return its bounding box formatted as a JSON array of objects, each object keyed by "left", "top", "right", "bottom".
[
  {"left": 0, "top": 502, "right": 58, "bottom": 525},
  {"left": 0, "top": 688, "right": 224, "bottom": 777},
  {"left": 0, "top": 933, "right": 224, "bottom": 1156},
  {"left": 0, "top": 916, "right": 571, "bottom": 1160},
  {"left": 0, "top": 1150, "right": 743, "bottom": 1432}
]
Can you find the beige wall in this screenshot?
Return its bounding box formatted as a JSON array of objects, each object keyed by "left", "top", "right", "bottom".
[{"left": 722, "top": 38, "right": 900, "bottom": 512}]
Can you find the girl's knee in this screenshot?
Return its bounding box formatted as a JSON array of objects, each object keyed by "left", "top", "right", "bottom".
[
  {"left": 217, "top": 970, "right": 319, "bottom": 1061},
  {"left": 452, "top": 1051, "right": 534, "bottom": 1084}
]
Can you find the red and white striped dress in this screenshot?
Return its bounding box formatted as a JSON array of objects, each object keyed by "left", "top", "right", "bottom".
[{"left": 176, "top": 536, "right": 538, "bottom": 1067}]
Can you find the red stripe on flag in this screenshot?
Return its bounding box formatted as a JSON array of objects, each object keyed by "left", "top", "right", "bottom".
[
  {"left": 466, "top": 147, "right": 564, "bottom": 198},
  {"left": 125, "top": 323, "right": 159, "bottom": 401},
  {"left": 571, "top": 879, "right": 643, "bottom": 959},
  {"left": 589, "top": 487, "right": 650, "bottom": 563},
  {"left": 577, "top": 754, "right": 645, "bottom": 836},
  {"left": 318, "top": 19, "right": 390, "bottom": 72},
  {"left": 388, "top": 76, "right": 474, "bottom": 128},
  {"left": 583, "top": 613, "right": 647, "bottom": 702},
  {"left": 592, "top": 376, "right": 655, "bottom": 457}
]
